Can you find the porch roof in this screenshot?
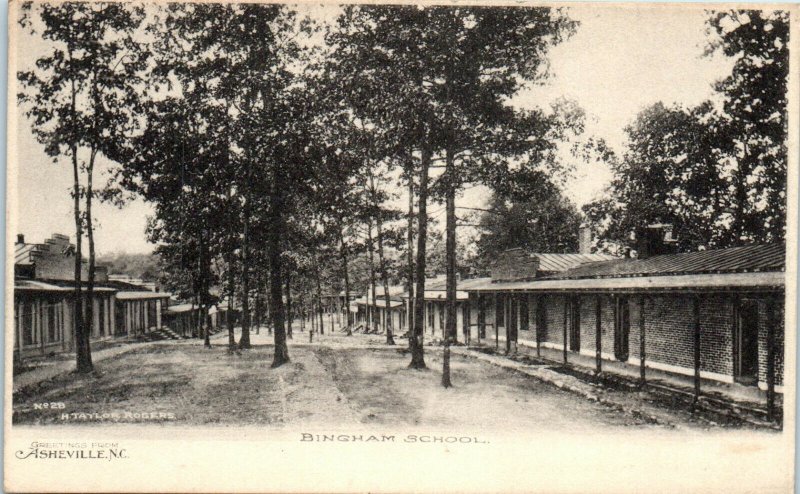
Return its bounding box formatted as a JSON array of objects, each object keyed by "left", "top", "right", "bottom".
[
  {"left": 116, "top": 291, "right": 171, "bottom": 301},
  {"left": 463, "top": 271, "right": 784, "bottom": 293},
  {"left": 14, "top": 279, "right": 117, "bottom": 293}
]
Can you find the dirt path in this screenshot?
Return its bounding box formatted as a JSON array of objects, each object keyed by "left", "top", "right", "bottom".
[{"left": 11, "top": 342, "right": 775, "bottom": 433}]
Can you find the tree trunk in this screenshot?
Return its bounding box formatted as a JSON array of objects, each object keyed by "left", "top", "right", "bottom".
[
  {"left": 265, "top": 279, "right": 272, "bottom": 336},
  {"left": 85, "top": 150, "right": 97, "bottom": 368},
  {"left": 314, "top": 261, "right": 325, "bottom": 335},
  {"left": 189, "top": 297, "right": 196, "bottom": 338},
  {"left": 339, "top": 225, "right": 353, "bottom": 332},
  {"left": 285, "top": 275, "right": 293, "bottom": 340},
  {"left": 227, "top": 258, "right": 237, "bottom": 354},
  {"left": 410, "top": 145, "right": 431, "bottom": 369},
  {"left": 71, "top": 141, "right": 91, "bottom": 373},
  {"left": 254, "top": 292, "right": 261, "bottom": 335},
  {"left": 443, "top": 146, "right": 456, "bottom": 388},
  {"left": 269, "top": 177, "right": 289, "bottom": 367},
  {"left": 406, "top": 174, "right": 415, "bottom": 347},
  {"left": 374, "top": 184, "right": 395, "bottom": 345},
  {"left": 200, "top": 230, "right": 211, "bottom": 348},
  {"left": 238, "top": 215, "right": 251, "bottom": 349},
  {"left": 731, "top": 137, "right": 752, "bottom": 244},
  {"left": 367, "top": 219, "right": 379, "bottom": 334}
]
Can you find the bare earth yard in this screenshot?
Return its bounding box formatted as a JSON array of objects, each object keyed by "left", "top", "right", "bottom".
[{"left": 10, "top": 340, "right": 744, "bottom": 430}]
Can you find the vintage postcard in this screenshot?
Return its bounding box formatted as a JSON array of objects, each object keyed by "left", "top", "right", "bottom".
[{"left": 4, "top": 1, "right": 797, "bottom": 492}]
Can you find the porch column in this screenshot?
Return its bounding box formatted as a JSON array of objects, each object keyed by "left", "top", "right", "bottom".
[
  {"left": 510, "top": 295, "right": 518, "bottom": 354},
  {"left": 693, "top": 294, "right": 702, "bottom": 408},
  {"left": 535, "top": 296, "right": 542, "bottom": 357},
  {"left": 563, "top": 296, "right": 568, "bottom": 364},
  {"left": 766, "top": 296, "right": 776, "bottom": 421},
  {"left": 494, "top": 292, "right": 499, "bottom": 350},
  {"left": 595, "top": 294, "right": 602, "bottom": 373},
  {"left": 505, "top": 295, "right": 511, "bottom": 354},
  {"left": 127, "top": 304, "right": 132, "bottom": 337},
  {"left": 640, "top": 295, "right": 646, "bottom": 385},
  {"left": 477, "top": 294, "right": 484, "bottom": 344},
  {"left": 463, "top": 302, "right": 470, "bottom": 346}
]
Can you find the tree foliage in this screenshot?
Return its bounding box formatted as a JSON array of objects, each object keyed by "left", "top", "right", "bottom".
[
  {"left": 584, "top": 10, "right": 788, "bottom": 253},
  {"left": 475, "top": 187, "right": 582, "bottom": 270}
]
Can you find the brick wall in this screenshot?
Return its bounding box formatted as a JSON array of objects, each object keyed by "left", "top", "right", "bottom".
[
  {"left": 600, "top": 295, "right": 616, "bottom": 357},
  {"left": 543, "top": 294, "right": 565, "bottom": 345},
  {"left": 629, "top": 297, "right": 643, "bottom": 360},
  {"left": 758, "top": 297, "right": 785, "bottom": 387},
  {"left": 578, "top": 295, "right": 596, "bottom": 352},
  {"left": 468, "top": 288, "right": 784, "bottom": 388},
  {"left": 644, "top": 295, "right": 695, "bottom": 370},
  {"left": 699, "top": 295, "right": 734, "bottom": 377}
]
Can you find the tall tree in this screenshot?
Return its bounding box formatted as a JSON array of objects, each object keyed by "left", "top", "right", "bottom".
[
  {"left": 18, "top": 2, "right": 147, "bottom": 373},
  {"left": 327, "top": 6, "right": 578, "bottom": 377},
  {"left": 413, "top": 7, "right": 579, "bottom": 386},
  {"left": 707, "top": 10, "right": 788, "bottom": 245}
]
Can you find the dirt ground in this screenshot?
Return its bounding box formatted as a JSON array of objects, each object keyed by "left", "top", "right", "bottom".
[{"left": 13, "top": 338, "right": 720, "bottom": 431}]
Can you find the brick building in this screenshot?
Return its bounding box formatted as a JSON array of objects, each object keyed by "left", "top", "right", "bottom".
[{"left": 462, "top": 244, "right": 785, "bottom": 401}]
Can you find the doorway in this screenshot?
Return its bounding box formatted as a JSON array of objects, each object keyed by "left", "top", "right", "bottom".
[{"left": 735, "top": 300, "right": 759, "bottom": 385}]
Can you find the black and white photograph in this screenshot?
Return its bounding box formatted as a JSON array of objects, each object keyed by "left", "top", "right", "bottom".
[{"left": 4, "top": 1, "right": 797, "bottom": 492}]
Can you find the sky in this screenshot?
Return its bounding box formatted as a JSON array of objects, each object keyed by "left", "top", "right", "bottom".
[{"left": 9, "top": 4, "right": 735, "bottom": 255}]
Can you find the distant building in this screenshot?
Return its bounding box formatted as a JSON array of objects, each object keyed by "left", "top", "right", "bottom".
[
  {"left": 14, "top": 233, "right": 108, "bottom": 282},
  {"left": 353, "top": 285, "right": 406, "bottom": 333}
]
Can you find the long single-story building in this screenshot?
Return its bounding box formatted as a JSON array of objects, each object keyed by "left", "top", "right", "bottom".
[
  {"left": 161, "top": 300, "right": 234, "bottom": 338},
  {"left": 114, "top": 290, "right": 171, "bottom": 337},
  {"left": 463, "top": 244, "right": 785, "bottom": 400},
  {"left": 401, "top": 276, "right": 489, "bottom": 341},
  {"left": 352, "top": 285, "right": 406, "bottom": 333},
  {"left": 12, "top": 233, "right": 174, "bottom": 359},
  {"left": 13, "top": 279, "right": 118, "bottom": 358}
]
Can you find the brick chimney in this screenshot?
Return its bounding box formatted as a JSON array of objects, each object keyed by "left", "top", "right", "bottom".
[
  {"left": 578, "top": 224, "right": 592, "bottom": 254},
  {"left": 16, "top": 234, "right": 24, "bottom": 244},
  {"left": 636, "top": 223, "right": 678, "bottom": 259},
  {"left": 491, "top": 249, "right": 539, "bottom": 282}
]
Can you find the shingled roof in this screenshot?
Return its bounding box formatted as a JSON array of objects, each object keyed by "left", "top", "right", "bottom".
[{"left": 547, "top": 244, "right": 785, "bottom": 280}]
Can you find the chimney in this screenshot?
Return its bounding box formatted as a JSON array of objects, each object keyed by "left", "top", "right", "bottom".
[
  {"left": 491, "top": 249, "right": 539, "bottom": 282},
  {"left": 578, "top": 224, "right": 592, "bottom": 254},
  {"left": 16, "top": 234, "right": 24, "bottom": 244},
  {"left": 636, "top": 223, "right": 677, "bottom": 259}
]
